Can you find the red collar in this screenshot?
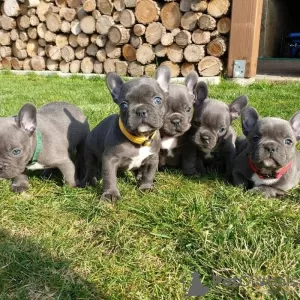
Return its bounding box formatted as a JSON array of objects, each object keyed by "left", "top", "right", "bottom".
[{"left": 248, "top": 157, "right": 292, "bottom": 179}]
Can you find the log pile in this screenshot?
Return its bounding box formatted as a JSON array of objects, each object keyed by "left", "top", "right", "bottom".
[{"left": 0, "top": 0, "right": 231, "bottom": 77}]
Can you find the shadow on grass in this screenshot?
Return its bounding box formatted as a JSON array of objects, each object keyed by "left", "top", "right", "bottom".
[{"left": 0, "top": 229, "right": 106, "bottom": 299}]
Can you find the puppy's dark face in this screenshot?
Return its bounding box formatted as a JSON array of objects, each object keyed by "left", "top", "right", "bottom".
[
  {"left": 248, "top": 118, "right": 297, "bottom": 169},
  {"left": 118, "top": 79, "right": 166, "bottom": 136},
  {"left": 190, "top": 81, "right": 248, "bottom": 151},
  {"left": 162, "top": 87, "right": 193, "bottom": 137},
  {"left": 242, "top": 107, "right": 300, "bottom": 170},
  {"left": 0, "top": 104, "right": 37, "bottom": 179},
  {"left": 161, "top": 72, "right": 198, "bottom": 137},
  {"left": 191, "top": 99, "right": 232, "bottom": 151},
  {"left": 106, "top": 66, "right": 171, "bottom": 137}
]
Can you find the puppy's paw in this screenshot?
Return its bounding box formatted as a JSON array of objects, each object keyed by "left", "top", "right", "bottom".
[
  {"left": 11, "top": 182, "right": 29, "bottom": 193},
  {"left": 78, "top": 177, "right": 97, "bottom": 188},
  {"left": 183, "top": 168, "right": 198, "bottom": 176},
  {"left": 139, "top": 183, "right": 153, "bottom": 192},
  {"left": 101, "top": 189, "right": 121, "bottom": 201},
  {"left": 249, "top": 186, "right": 285, "bottom": 198}
]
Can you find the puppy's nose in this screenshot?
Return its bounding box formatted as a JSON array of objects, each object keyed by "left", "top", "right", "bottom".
[
  {"left": 201, "top": 135, "right": 210, "bottom": 143},
  {"left": 0, "top": 165, "right": 4, "bottom": 172},
  {"left": 264, "top": 143, "right": 278, "bottom": 153},
  {"left": 171, "top": 119, "right": 180, "bottom": 127},
  {"left": 136, "top": 109, "right": 148, "bottom": 118}
]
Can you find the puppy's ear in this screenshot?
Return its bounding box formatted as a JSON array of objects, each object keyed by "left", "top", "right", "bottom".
[
  {"left": 229, "top": 95, "right": 248, "bottom": 120},
  {"left": 106, "top": 72, "right": 124, "bottom": 104},
  {"left": 290, "top": 111, "right": 300, "bottom": 140},
  {"left": 155, "top": 65, "right": 171, "bottom": 93},
  {"left": 241, "top": 106, "right": 259, "bottom": 136},
  {"left": 17, "top": 103, "right": 37, "bottom": 133},
  {"left": 185, "top": 71, "right": 198, "bottom": 101},
  {"left": 194, "top": 81, "right": 208, "bottom": 106}
]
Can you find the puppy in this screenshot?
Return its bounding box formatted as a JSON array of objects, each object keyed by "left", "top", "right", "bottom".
[
  {"left": 0, "top": 102, "right": 89, "bottom": 192},
  {"left": 159, "top": 71, "right": 198, "bottom": 168},
  {"left": 182, "top": 82, "right": 248, "bottom": 180},
  {"left": 233, "top": 107, "right": 300, "bottom": 198},
  {"left": 81, "top": 66, "right": 171, "bottom": 201}
]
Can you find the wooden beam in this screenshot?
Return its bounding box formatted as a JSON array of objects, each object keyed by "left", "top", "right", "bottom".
[{"left": 227, "top": 0, "right": 263, "bottom": 78}]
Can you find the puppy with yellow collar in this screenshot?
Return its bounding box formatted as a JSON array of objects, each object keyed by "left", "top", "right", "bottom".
[{"left": 80, "top": 66, "right": 171, "bottom": 201}]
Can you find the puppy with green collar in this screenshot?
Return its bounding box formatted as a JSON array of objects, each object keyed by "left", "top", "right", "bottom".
[{"left": 0, "top": 102, "right": 89, "bottom": 192}]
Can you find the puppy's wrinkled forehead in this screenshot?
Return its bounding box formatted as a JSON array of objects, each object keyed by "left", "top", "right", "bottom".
[
  {"left": 256, "top": 118, "right": 294, "bottom": 138},
  {"left": 0, "top": 118, "right": 17, "bottom": 135},
  {"left": 198, "top": 99, "right": 230, "bottom": 124},
  {"left": 121, "top": 78, "right": 164, "bottom": 102},
  {"left": 0, "top": 119, "right": 25, "bottom": 149},
  {"left": 168, "top": 85, "right": 191, "bottom": 107}
]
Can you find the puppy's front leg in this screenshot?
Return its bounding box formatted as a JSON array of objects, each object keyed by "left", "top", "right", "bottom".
[
  {"left": 138, "top": 154, "right": 159, "bottom": 191},
  {"left": 232, "top": 170, "right": 249, "bottom": 189},
  {"left": 101, "top": 156, "right": 120, "bottom": 201},
  {"left": 225, "top": 149, "right": 236, "bottom": 182},
  {"left": 11, "top": 174, "right": 29, "bottom": 193},
  {"left": 80, "top": 149, "right": 99, "bottom": 187},
  {"left": 182, "top": 144, "right": 198, "bottom": 175}
]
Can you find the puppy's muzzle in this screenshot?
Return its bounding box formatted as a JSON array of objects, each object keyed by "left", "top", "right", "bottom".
[
  {"left": 136, "top": 107, "right": 148, "bottom": 118},
  {"left": 263, "top": 142, "right": 278, "bottom": 154},
  {"left": 0, "top": 163, "right": 8, "bottom": 173},
  {"left": 171, "top": 118, "right": 180, "bottom": 128},
  {"left": 201, "top": 134, "right": 211, "bottom": 144}
]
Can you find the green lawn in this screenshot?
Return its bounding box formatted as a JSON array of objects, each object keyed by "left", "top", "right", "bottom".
[{"left": 0, "top": 72, "right": 299, "bottom": 299}]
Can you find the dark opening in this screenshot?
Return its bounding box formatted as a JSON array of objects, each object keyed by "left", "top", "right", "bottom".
[{"left": 257, "top": 0, "right": 300, "bottom": 76}]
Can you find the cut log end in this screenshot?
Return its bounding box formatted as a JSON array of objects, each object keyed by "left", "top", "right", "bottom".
[
  {"left": 135, "top": 0, "right": 160, "bottom": 25},
  {"left": 198, "top": 56, "right": 223, "bottom": 76},
  {"left": 161, "top": 61, "right": 180, "bottom": 77}
]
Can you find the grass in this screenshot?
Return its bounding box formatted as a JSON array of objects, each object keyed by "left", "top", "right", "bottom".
[{"left": 0, "top": 72, "right": 299, "bottom": 299}]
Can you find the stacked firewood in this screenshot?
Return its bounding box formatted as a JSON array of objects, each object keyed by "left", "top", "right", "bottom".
[{"left": 0, "top": 0, "right": 231, "bottom": 77}]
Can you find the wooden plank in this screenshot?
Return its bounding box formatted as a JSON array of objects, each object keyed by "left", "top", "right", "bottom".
[{"left": 227, "top": 0, "right": 263, "bottom": 78}]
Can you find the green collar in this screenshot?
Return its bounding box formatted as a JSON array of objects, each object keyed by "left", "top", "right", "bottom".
[{"left": 28, "top": 129, "right": 42, "bottom": 165}]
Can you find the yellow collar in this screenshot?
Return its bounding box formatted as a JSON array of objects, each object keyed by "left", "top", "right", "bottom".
[{"left": 118, "top": 118, "right": 157, "bottom": 146}]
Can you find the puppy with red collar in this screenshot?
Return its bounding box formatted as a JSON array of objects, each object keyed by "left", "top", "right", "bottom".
[{"left": 233, "top": 106, "right": 300, "bottom": 198}]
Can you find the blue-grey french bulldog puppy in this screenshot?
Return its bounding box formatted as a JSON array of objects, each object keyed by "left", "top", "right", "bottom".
[
  {"left": 159, "top": 71, "right": 198, "bottom": 168},
  {"left": 233, "top": 106, "right": 300, "bottom": 198},
  {"left": 182, "top": 82, "right": 248, "bottom": 180},
  {"left": 81, "top": 66, "right": 171, "bottom": 201},
  {"left": 0, "top": 102, "right": 89, "bottom": 192}
]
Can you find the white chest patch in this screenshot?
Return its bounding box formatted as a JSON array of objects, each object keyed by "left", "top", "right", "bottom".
[
  {"left": 251, "top": 173, "right": 279, "bottom": 186},
  {"left": 204, "top": 152, "right": 213, "bottom": 159},
  {"left": 128, "top": 146, "right": 153, "bottom": 170},
  {"left": 161, "top": 137, "right": 177, "bottom": 150},
  {"left": 26, "top": 162, "right": 46, "bottom": 170}
]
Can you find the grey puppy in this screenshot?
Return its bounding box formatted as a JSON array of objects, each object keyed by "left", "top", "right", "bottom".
[
  {"left": 159, "top": 71, "right": 198, "bottom": 168},
  {"left": 182, "top": 81, "right": 248, "bottom": 180},
  {"left": 0, "top": 101, "right": 89, "bottom": 192},
  {"left": 233, "top": 106, "right": 300, "bottom": 198},
  {"left": 81, "top": 66, "right": 171, "bottom": 201}
]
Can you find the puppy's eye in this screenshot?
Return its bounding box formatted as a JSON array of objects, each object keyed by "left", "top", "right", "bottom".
[
  {"left": 153, "top": 96, "right": 162, "bottom": 105},
  {"left": 119, "top": 102, "right": 128, "bottom": 110},
  {"left": 186, "top": 107, "right": 192, "bottom": 113},
  {"left": 193, "top": 120, "right": 201, "bottom": 127},
  {"left": 218, "top": 127, "right": 226, "bottom": 134},
  {"left": 252, "top": 136, "right": 260, "bottom": 142},
  {"left": 12, "top": 149, "right": 21, "bottom": 156},
  {"left": 285, "top": 138, "right": 293, "bottom": 146}
]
